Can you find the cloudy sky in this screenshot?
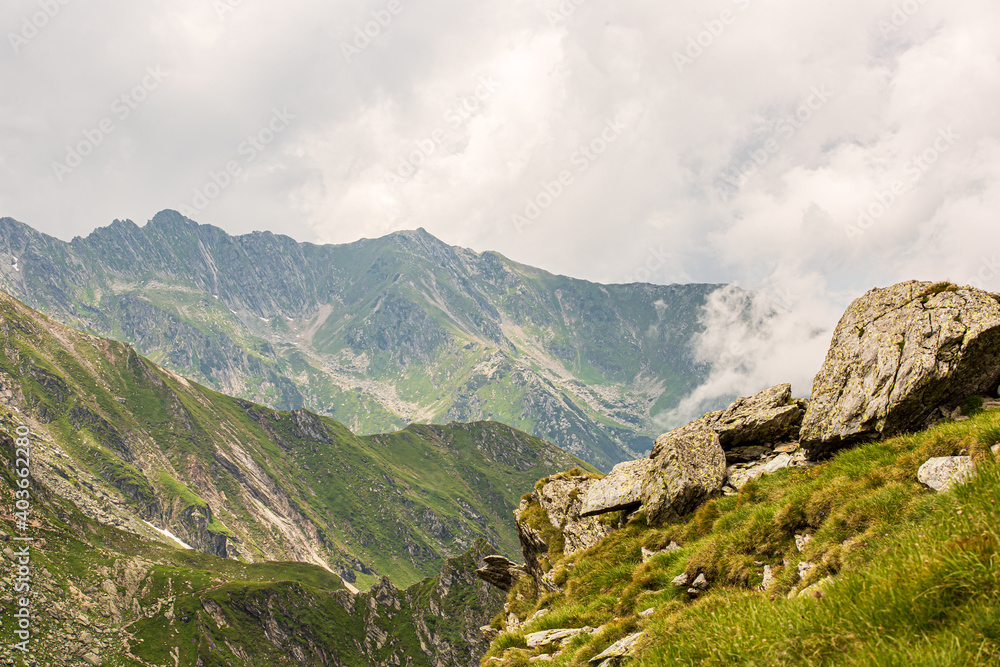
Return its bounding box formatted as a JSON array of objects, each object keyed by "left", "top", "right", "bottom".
[{"left": 2, "top": 0, "right": 999, "bottom": 401}]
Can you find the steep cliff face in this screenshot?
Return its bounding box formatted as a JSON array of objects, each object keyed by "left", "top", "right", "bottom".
[
  {"left": 0, "top": 211, "right": 724, "bottom": 468},
  {"left": 0, "top": 289, "right": 590, "bottom": 588}
]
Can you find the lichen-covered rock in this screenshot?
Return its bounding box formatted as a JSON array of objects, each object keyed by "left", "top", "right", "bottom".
[
  {"left": 514, "top": 474, "right": 615, "bottom": 592},
  {"left": 641, "top": 428, "right": 726, "bottom": 527},
  {"left": 579, "top": 458, "right": 654, "bottom": 517},
  {"left": 652, "top": 384, "right": 805, "bottom": 459},
  {"left": 800, "top": 281, "right": 1000, "bottom": 458},
  {"left": 917, "top": 456, "right": 977, "bottom": 492},
  {"left": 589, "top": 632, "right": 646, "bottom": 665}
]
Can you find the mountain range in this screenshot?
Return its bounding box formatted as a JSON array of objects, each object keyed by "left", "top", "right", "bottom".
[{"left": 0, "top": 210, "right": 723, "bottom": 470}]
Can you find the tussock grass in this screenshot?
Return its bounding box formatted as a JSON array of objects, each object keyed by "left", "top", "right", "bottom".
[{"left": 484, "top": 407, "right": 1000, "bottom": 666}]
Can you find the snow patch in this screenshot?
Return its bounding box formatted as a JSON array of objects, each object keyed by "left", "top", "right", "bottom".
[{"left": 142, "top": 520, "right": 194, "bottom": 550}]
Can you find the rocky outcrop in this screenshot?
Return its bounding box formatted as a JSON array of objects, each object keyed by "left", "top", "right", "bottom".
[
  {"left": 580, "top": 458, "right": 654, "bottom": 517},
  {"left": 652, "top": 384, "right": 806, "bottom": 459},
  {"left": 917, "top": 456, "right": 977, "bottom": 492},
  {"left": 642, "top": 428, "right": 726, "bottom": 527},
  {"left": 475, "top": 555, "right": 527, "bottom": 592},
  {"left": 800, "top": 281, "right": 1000, "bottom": 457}
]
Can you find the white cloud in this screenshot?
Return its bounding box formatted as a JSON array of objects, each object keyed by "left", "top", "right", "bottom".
[{"left": 2, "top": 0, "right": 999, "bottom": 405}]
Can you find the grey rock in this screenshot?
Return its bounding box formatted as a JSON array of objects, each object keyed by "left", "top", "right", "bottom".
[
  {"left": 654, "top": 384, "right": 806, "bottom": 457},
  {"left": 917, "top": 456, "right": 976, "bottom": 492},
  {"left": 759, "top": 565, "right": 775, "bottom": 591},
  {"left": 671, "top": 573, "right": 690, "bottom": 588},
  {"left": 589, "top": 632, "right": 646, "bottom": 664},
  {"left": 525, "top": 627, "right": 593, "bottom": 648},
  {"left": 580, "top": 458, "right": 655, "bottom": 517},
  {"left": 794, "top": 534, "right": 813, "bottom": 553},
  {"left": 475, "top": 555, "right": 527, "bottom": 592},
  {"left": 642, "top": 428, "right": 726, "bottom": 527},
  {"left": 801, "top": 281, "right": 1000, "bottom": 458},
  {"left": 692, "top": 573, "right": 709, "bottom": 590},
  {"left": 641, "top": 542, "right": 681, "bottom": 563},
  {"left": 763, "top": 453, "right": 793, "bottom": 474}
]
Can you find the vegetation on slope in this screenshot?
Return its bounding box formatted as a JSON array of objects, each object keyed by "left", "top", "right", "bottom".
[
  {"left": 0, "top": 289, "right": 589, "bottom": 587},
  {"left": 0, "top": 413, "right": 502, "bottom": 666},
  {"left": 485, "top": 404, "right": 1000, "bottom": 665}
]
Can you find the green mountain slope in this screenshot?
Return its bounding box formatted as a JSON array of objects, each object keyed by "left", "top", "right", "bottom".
[
  {"left": 0, "top": 412, "right": 503, "bottom": 666},
  {"left": 0, "top": 289, "right": 589, "bottom": 588},
  {"left": 483, "top": 405, "right": 1000, "bottom": 666},
  {"left": 0, "top": 211, "right": 721, "bottom": 469}
]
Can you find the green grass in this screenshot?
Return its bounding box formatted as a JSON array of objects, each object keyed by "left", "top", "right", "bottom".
[{"left": 484, "top": 408, "right": 1000, "bottom": 666}]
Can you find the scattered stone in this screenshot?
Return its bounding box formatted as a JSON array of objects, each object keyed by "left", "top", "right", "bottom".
[
  {"left": 641, "top": 542, "right": 681, "bottom": 563},
  {"left": 794, "top": 534, "right": 813, "bottom": 553},
  {"left": 580, "top": 458, "right": 655, "bottom": 517},
  {"left": 692, "top": 573, "right": 709, "bottom": 590},
  {"left": 527, "top": 608, "right": 549, "bottom": 623},
  {"left": 763, "top": 453, "right": 794, "bottom": 474},
  {"left": 525, "top": 627, "right": 593, "bottom": 648},
  {"left": 642, "top": 428, "right": 726, "bottom": 527},
  {"left": 589, "top": 632, "right": 646, "bottom": 665},
  {"left": 798, "top": 562, "right": 815, "bottom": 581},
  {"left": 801, "top": 281, "right": 1000, "bottom": 458},
  {"left": 918, "top": 456, "right": 976, "bottom": 492},
  {"left": 671, "top": 573, "right": 690, "bottom": 588},
  {"left": 639, "top": 607, "right": 655, "bottom": 617},
  {"left": 476, "top": 555, "right": 528, "bottom": 592},
  {"left": 759, "top": 565, "right": 775, "bottom": 591},
  {"left": 82, "top": 653, "right": 101, "bottom": 666},
  {"left": 773, "top": 443, "right": 800, "bottom": 454},
  {"left": 530, "top": 655, "right": 554, "bottom": 663}
]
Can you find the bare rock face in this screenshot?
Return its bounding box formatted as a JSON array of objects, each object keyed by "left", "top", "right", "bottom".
[
  {"left": 651, "top": 384, "right": 806, "bottom": 459},
  {"left": 642, "top": 428, "right": 726, "bottom": 527},
  {"left": 800, "top": 281, "right": 1000, "bottom": 458},
  {"left": 475, "top": 555, "right": 527, "bottom": 592},
  {"left": 579, "top": 458, "right": 655, "bottom": 517},
  {"left": 513, "top": 474, "right": 615, "bottom": 592}
]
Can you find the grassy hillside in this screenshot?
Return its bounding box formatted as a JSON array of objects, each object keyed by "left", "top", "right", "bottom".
[
  {"left": 0, "top": 412, "right": 501, "bottom": 666},
  {"left": 0, "top": 289, "right": 590, "bottom": 588},
  {"left": 0, "top": 211, "right": 723, "bottom": 468},
  {"left": 484, "top": 404, "right": 1000, "bottom": 665}
]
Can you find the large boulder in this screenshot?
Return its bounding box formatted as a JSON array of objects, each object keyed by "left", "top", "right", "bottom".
[
  {"left": 641, "top": 428, "right": 726, "bottom": 527},
  {"left": 801, "top": 281, "right": 1000, "bottom": 458},
  {"left": 651, "top": 384, "right": 806, "bottom": 459},
  {"left": 579, "top": 458, "right": 654, "bottom": 517}
]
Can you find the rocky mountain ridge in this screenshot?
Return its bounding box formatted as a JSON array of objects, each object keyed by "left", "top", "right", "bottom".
[{"left": 0, "top": 210, "right": 728, "bottom": 469}]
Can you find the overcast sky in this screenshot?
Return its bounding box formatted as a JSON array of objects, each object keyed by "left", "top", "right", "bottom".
[{"left": 2, "top": 0, "right": 999, "bottom": 402}]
